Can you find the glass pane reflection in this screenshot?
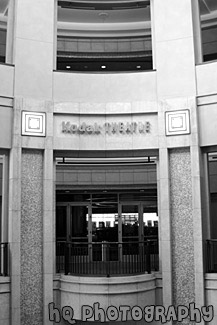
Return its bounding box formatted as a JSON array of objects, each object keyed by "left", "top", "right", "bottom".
[
  {"left": 71, "top": 205, "right": 88, "bottom": 241},
  {"left": 91, "top": 194, "right": 118, "bottom": 261},
  {"left": 122, "top": 205, "right": 139, "bottom": 240},
  {"left": 143, "top": 210, "right": 158, "bottom": 239},
  {"left": 56, "top": 206, "right": 67, "bottom": 240},
  {"left": 92, "top": 209, "right": 118, "bottom": 243}
]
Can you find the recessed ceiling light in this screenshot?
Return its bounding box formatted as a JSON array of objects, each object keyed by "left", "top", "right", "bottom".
[
  {"left": 66, "top": 66, "right": 71, "bottom": 69},
  {"left": 101, "top": 65, "right": 106, "bottom": 69},
  {"left": 136, "top": 65, "right": 141, "bottom": 69}
]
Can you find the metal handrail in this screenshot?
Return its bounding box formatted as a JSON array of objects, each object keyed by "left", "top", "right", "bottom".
[{"left": 56, "top": 240, "right": 159, "bottom": 277}]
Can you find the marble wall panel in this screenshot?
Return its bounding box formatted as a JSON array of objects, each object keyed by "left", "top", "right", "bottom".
[
  {"left": 21, "top": 150, "right": 43, "bottom": 325},
  {"left": 169, "top": 148, "right": 195, "bottom": 324}
]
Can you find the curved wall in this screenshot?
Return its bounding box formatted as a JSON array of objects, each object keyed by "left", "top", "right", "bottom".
[
  {"left": 53, "top": 70, "right": 157, "bottom": 103},
  {"left": 55, "top": 273, "right": 162, "bottom": 322}
]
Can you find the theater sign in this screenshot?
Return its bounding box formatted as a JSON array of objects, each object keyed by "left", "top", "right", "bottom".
[
  {"left": 53, "top": 113, "right": 158, "bottom": 150},
  {"left": 61, "top": 121, "right": 151, "bottom": 135}
]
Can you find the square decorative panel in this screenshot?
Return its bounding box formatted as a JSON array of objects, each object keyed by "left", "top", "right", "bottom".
[
  {"left": 22, "top": 111, "right": 46, "bottom": 136},
  {"left": 165, "top": 110, "right": 190, "bottom": 136}
]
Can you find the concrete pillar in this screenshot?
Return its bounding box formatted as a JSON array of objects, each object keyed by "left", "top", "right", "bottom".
[
  {"left": 153, "top": 0, "right": 205, "bottom": 320},
  {"left": 21, "top": 149, "right": 44, "bottom": 325},
  {"left": 10, "top": 1, "right": 56, "bottom": 324},
  {"left": 9, "top": 98, "right": 22, "bottom": 324}
]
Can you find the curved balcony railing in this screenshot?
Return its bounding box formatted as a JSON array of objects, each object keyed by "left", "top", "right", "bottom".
[{"left": 56, "top": 239, "right": 159, "bottom": 276}]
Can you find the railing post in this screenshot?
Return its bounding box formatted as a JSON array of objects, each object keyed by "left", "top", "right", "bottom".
[{"left": 65, "top": 242, "right": 69, "bottom": 275}]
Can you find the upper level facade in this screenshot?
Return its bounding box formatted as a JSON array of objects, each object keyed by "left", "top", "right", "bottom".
[
  {"left": 0, "top": 0, "right": 216, "bottom": 151},
  {"left": 0, "top": 0, "right": 216, "bottom": 96}
]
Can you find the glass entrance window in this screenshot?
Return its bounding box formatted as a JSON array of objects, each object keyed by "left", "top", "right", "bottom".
[
  {"left": 122, "top": 205, "right": 139, "bottom": 240},
  {"left": 56, "top": 189, "right": 158, "bottom": 275},
  {"left": 92, "top": 193, "right": 118, "bottom": 242},
  {"left": 56, "top": 205, "right": 89, "bottom": 242},
  {"left": 92, "top": 193, "right": 118, "bottom": 261},
  {"left": 70, "top": 205, "right": 89, "bottom": 259},
  {"left": 56, "top": 205, "right": 67, "bottom": 241},
  {"left": 70, "top": 205, "right": 88, "bottom": 242},
  {"left": 121, "top": 204, "right": 139, "bottom": 257},
  {"left": 56, "top": 191, "right": 158, "bottom": 245},
  {"left": 143, "top": 211, "right": 158, "bottom": 239}
]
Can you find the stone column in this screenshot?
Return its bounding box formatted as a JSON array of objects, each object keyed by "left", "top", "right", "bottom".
[
  {"left": 21, "top": 150, "right": 44, "bottom": 324},
  {"left": 169, "top": 148, "right": 195, "bottom": 312},
  {"left": 8, "top": 99, "right": 22, "bottom": 324},
  {"left": 12, "top": 0, "right": 55, "bottom": 321},
  {"left": 153, "top": 0, "right": 205, "bottom": 321},
  {"left": 10, "top": 100, "right": 55, "bottom": 325},
  {"left": 43, "top": 105, "right": 54, "bottom": 325}
]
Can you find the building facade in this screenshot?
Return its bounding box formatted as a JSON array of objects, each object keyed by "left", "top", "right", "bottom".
[{"left": 0, "top": 0, "right": 217, "bottom": 324}]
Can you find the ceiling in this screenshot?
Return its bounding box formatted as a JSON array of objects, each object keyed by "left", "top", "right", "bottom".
[
  {"left": 0, "top": 0, "right": 8, "bottom": 16},
  {"left": 58, "top": 0, "right": 217, "bottom": 15},
  {"left": 1, "top": 0, "right": 217, "bottom": 18},
  {"left": 199, "top": 0, "right": 217, "bottom": 15},
  {"left": 58, "top": 0, "right": 151, "bottom": 25},
  {"left": 58, "top": 0, "right": 217, "bottom": 28},
  {"left": 1, "top": 0, "right": 217, "bottom": 30},
  {"left": 58, "top": 6, "right": 150, "bottom": 24}
]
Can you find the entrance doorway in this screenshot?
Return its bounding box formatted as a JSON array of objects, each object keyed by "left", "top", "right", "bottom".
[{"left": 56, "top": 190, "right": 158, "bottom": 275}]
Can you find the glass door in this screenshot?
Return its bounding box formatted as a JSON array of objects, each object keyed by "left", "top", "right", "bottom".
[
  {"left": 142, "top": 205, "right": 158, "bottom": 240},
  {"left": 70, "top": 205, "right": 89, "bottom": 242},
  {"left": 120, "top": 204, "right": 142, "bottom": 258},
  {"left": 70, "top": 204, "right": 90, "bottom": 259},
  {"left": 56, "top": 204, "right": 68, "bottom": 271},
  {"left": 56, "top": 203, "right": 90, "bottom": 274},
  {"left": 56, "top": 205, "right": 67, "bottom": 242},
  {"left": 56, "top": 203, "right": 90, "bottom": 258},
  {"left": 91, "top": 193, "right": 118, "bottom": 261},
  {"left": 56, "top": 203, "right": 90, "bottom": 242}
]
